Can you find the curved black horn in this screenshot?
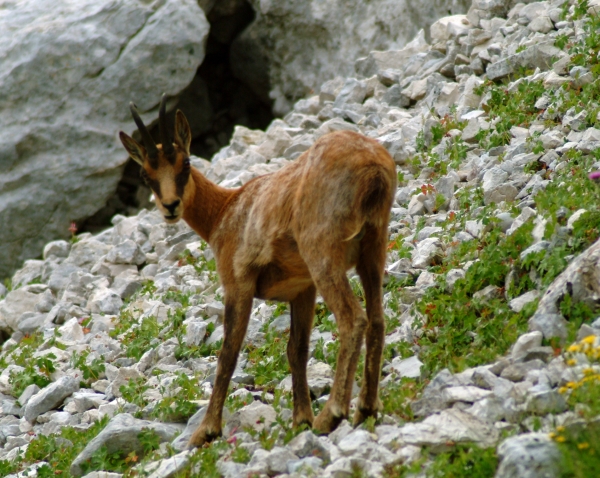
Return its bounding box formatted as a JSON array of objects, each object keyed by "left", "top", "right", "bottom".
[
  {"left": 159, "top": 94, "right": 175, "bottom": 158},
  {"left": 129, "top": 102, "right": 159, "bottom": 162}
]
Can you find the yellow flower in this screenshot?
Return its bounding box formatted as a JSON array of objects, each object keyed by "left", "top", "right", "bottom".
[
  {"left": 566, "top": 359, "right": 577, "bottom": 366},
  {"left": 556, "top": 426, "right": 565, "bottom": 432},
  {"left": 555, "top": 435, "right": 566, "bottom": 443},
  {"left": 567, "top": 344, "right": 581, "bottom": 353},
  {"left": 566, "top": 381, "right": 577, "bottom": 389},
  {"left": 578, "top": 442, "right": 590, "bottom": 450},
  {"left": 548, "top": 432, "right": 556, "bottom": 439},
  {"left": 581, "top": 335, "right": 596, "bottom": 345},
  {"left": 559, "top": 387, "right": 568, "bottom": 394},
  {"left": 583, "top": 367, "right": 595, "bottom": 376}
]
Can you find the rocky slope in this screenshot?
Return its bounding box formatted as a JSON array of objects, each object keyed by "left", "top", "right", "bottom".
[
  {"left": 1, "top": 0, "right": 600, "bottom": 476},
  {"left": 0, "top": 0, "right": 474, "bottom": 283}
]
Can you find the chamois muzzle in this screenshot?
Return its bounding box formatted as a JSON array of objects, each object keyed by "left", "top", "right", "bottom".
[{"left": 162, "top": 199, "right": 181, "bottom": 216}]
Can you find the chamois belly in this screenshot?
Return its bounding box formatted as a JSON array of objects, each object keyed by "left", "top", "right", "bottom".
[
  {"left": 254, "top": 230, "right": 364, "bottom": 302},
  {"left": 255, "top": 262, "right": 313, "bottom": 301}
]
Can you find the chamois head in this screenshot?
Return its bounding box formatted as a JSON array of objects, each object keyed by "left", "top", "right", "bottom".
[{"left": 119, "top": 95, "right": 193, "bottom": 224}]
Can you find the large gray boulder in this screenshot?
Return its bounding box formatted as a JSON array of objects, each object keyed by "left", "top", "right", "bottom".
[
  {"left": 0, "top": 285, "right": 46, "bottom": 333},
  {"left": 495, "top": 433, "right": 562, "bottom": 478},
  {"left": 232, "top": 0, "right": 471, "bottom": 114},
  {"left": 70, "top": 413, "right": 184, "bottom": 476},
  {"left": 0, "top": 0, "right": 209, "bottom": 279},
  {"left": 24, "top": 375, "right": 80, "bottom": 423}
]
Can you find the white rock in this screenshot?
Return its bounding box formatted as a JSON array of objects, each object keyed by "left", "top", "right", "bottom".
[
  {"left": 24, "top": 376, "right": 80, "bottom": 423},
  {"left": 265, "top": 446, "right": 299, "bottom": 475},
  {"left": 496, "top": 433, "right": 561, "bottom": 478},
  {"left": 70, "top": 413, "right": 183, "bottom": 476},
  {"left": 105, "top": 367, "right": 144, "bottom": 399},
  {"left": 225, "top": 401, "right": 277, "bottom": 434},
  {"left": 528, "top": 16, "right": 554, "bottom": 34},
  {"left": 398, "top": 408, "right": 499, "bottom": 448},
  {"left": 442, "top": 386, "right": 492, "bottom": 403},
  {"left": 446, "top": 269, "right": 466, "bottom": 291},
  {"left": 0, "top": 286, "right": 45, "bottom": 332},
  {"left": 566, "top": 209, "right": 588, "bottom": 231},
  {"left": 411, "top": 238, "right": 443, "bottom": 269},
  {"left": 88, "top": 288, "right": 123, "bottom": 315},
  {"left": 306, "top": 361, "right": 334, "bottom": 397},
  {"left": 506, "top": 207, "right": 537, "bottom": 235},
  {"left": 145, "top": 451, "right": 191, "bottom": 478},
  {"left": 509, "top": 291, "right": 540, "bottom": 313},
  {"left": 384, "top": 355, "right": 423, "bottom": 379},
  {"left": 58, "top": 318, "right": 85, "bottom": 342},
  {"left": 0, "top": 0, "right": 209, "bottom": 279},
  {"left": 415, "top": 271, "right": 437, "bottom": 289},
  {"left": 465, "top": 219, "right": 485, "bottom": 238},
  {"left": 430, "top": 15, "right": 471, "bottom": 43},
  {"left": 185, "top": 320, "right": 208, "bottom": 347},
  {"left": 401, "top": 78, "right": 428, "bottom": 101},
  {"left": 106, "top": 240, "right": 146, "bottom": 266}
]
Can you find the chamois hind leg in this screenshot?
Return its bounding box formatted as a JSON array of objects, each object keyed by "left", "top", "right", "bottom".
[
  {"left": 353, "top": 224, "right": 387, "bottom": 426},
  {"left": 288, "top": 285, "right": 317, "bottom": 428},
  {"left": 189, "top": 286, "right": 254, "bottom": 448},
  {"left": 301, "top": 246, "right": 367, "bottom": 435}
]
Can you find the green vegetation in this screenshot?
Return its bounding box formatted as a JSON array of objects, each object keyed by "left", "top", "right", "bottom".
[
  {"left": 150, "top": 371, "right": 207, "bottom": 422},
  {"left": 385, "top": 444, "right": 498, "bottom": 477},
  {"left": 245, "top": 327, "right": 290, "bottom": 388},
  {"left": 71, "top": 350, "right": 106, "bottom": 384},
  {"left": 551, "top": 335, "right": 600, "bottom": 476},
  {"left": 18, "top": 416, "right": 110, "bottom": 478}
]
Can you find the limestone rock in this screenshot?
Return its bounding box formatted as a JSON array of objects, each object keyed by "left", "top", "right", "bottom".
[
  {"left": 487, "top": 42, "right": 567, "bottom": 81},
  {"left": 233, "top": 1, "right": 469, "bottom": 113},
  {"left": 0, "top": 285, "right": 45, "bottom": 333},
  {"left": 24, "top": 375, "right": 80, "bottom": 423},
  {"left": 496, "top": 433, "right": 562, "bottom": 478},
  {"left": 0, "top": 0, "right": 209, "bottom": 279},
  {"left": 70, "top": 413, "right": 184, "bottom": 476},
  {"left": 399, "top": 408, "right": 499, "bottom": 448},
  {"left": 384, "top": 355, "right": 423, "bottom": 379},
  {"left": 225, "top": 401, "right": 277, "bottom": 435},
  {"left": 412, "top": 238, "right": 443, "bottom": 268}
]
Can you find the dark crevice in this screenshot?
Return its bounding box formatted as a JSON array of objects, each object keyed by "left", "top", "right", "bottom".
[
  {"left": 80, "top": 0, "right": 274, "bottom": 234},
  {"left": 0, "top": 329, "right": 10, "bottom": 348}
]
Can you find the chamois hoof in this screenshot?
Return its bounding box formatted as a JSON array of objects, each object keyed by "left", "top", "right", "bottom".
[
  {"left": 188, "top": 426, "right": 221, "bottom": 449},
  {"left": 352, "top": 406, "right": 378, "bottom": 427},
  {"left": 313, "top": 404, "right": 346, "bottom": 435},
  {"left": 292, "top": 410, "right": 314, "bottom": 429}
]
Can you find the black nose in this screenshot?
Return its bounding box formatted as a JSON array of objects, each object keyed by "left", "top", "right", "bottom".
[{"left": 163, "top": 199, "right": 180, "bottom": 214}]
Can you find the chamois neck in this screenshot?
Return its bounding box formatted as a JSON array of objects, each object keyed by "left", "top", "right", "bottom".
[{"left": 182, "top": 168, "right": 234, "bottom": 243}]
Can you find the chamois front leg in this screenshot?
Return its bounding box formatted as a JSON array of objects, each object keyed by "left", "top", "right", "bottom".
[
  {"left": 288, "top": 285, "right": 317, "bottom": 428},
  {"left": 189, "top": 289, "right": 254, "bottom": 448}
]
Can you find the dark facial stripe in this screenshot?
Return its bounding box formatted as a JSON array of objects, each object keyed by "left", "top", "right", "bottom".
[
  {"left": 175, "top": 169, "right": 190, "bottom": 197},
  {"left": 147, "top": 178, "right": 162, "bottom": 199}
]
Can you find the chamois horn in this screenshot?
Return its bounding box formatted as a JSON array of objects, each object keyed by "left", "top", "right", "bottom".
[
  {"left": 129, "top": 102, "right": 159, "bottom": 167},
  {"left": 159, "top": 94, "right": 175, "bottom": 160}
]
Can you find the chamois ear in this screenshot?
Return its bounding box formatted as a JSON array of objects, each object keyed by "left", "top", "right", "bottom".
[
  {"left": 174, "top": 110, "right": 192, "bottom": 155},
  {"left": 119, "top": 131, "right": 146, "bottom": 166}
]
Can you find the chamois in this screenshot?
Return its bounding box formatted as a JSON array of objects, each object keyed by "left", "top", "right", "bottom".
[{"left": 119, "top": 95, "right": 396, "bottom": 447}]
